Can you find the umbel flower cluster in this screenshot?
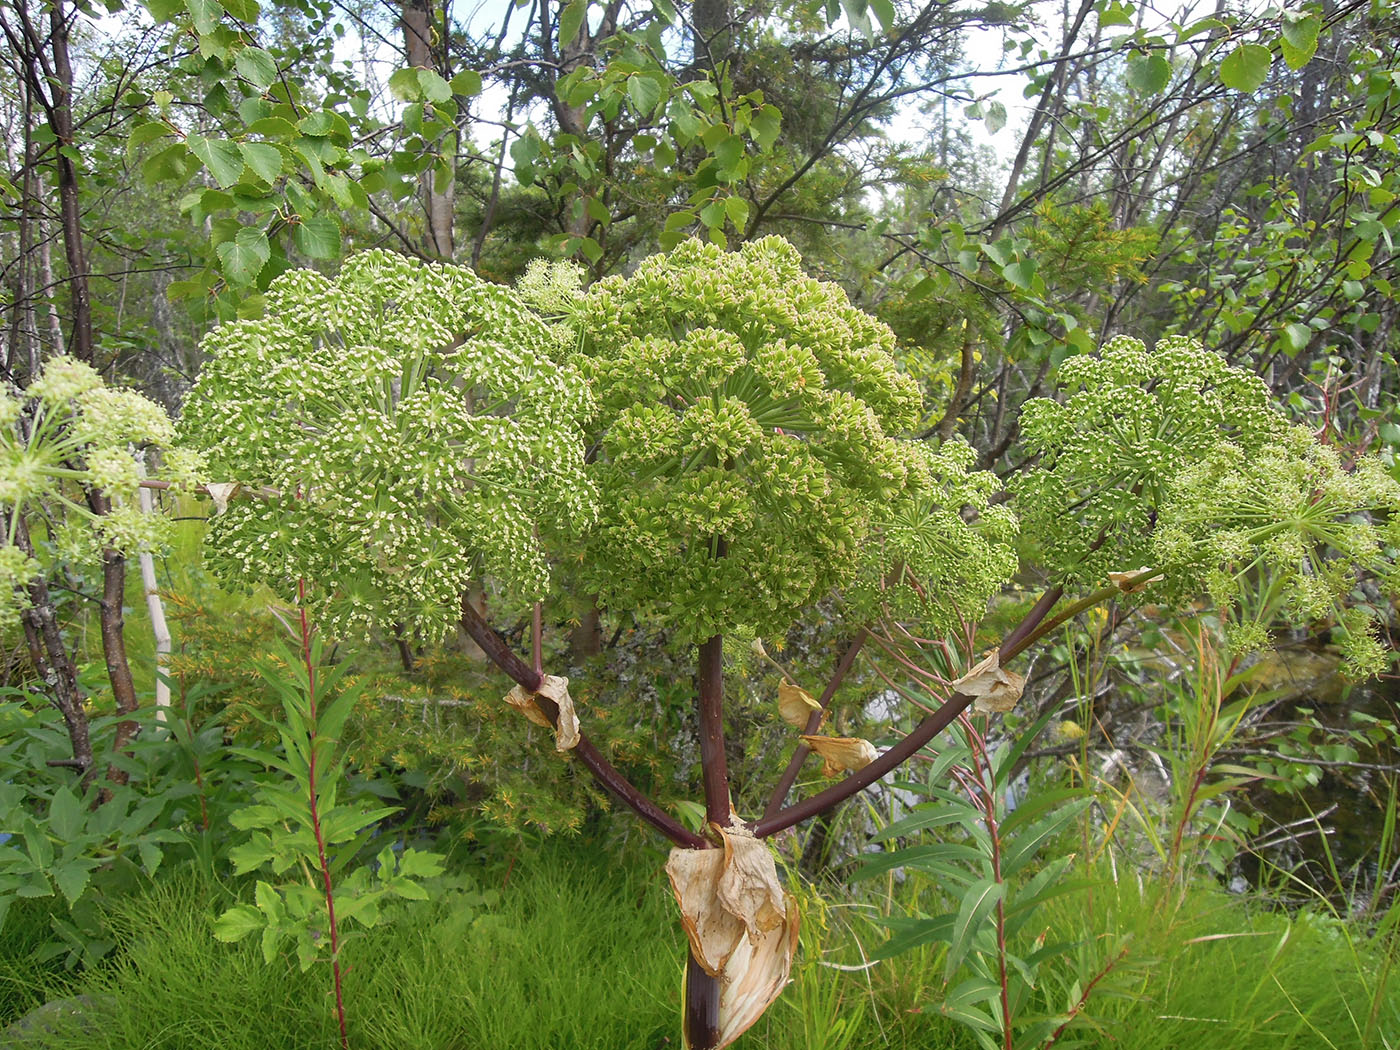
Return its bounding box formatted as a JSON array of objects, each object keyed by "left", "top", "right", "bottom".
[
  {"left": 180, "top": 250, "right": 597, "bottom": 639},
  {"left": 571, "top": 236, "right": 1013, "bottom": 640},
  {"left": 849, "top": 439, "right": 1019, "bottom": 633},
  {"left": 0, "top": 356, "right": 203, "bottom": 627},
  {"left": 1019, "top": 335, "right": 1400, "bottom": 676}
]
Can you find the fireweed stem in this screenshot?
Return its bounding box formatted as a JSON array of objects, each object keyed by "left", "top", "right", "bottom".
[{"left": 297, "top": 578, "right": 349, "bottom": 1050}]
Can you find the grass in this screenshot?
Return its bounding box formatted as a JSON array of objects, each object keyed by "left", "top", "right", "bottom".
[{"left": 3, "top": 831, "right": 1393, "bottom": 1050}]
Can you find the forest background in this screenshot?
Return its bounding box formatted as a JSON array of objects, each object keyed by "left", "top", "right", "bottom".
[{"left": 1, "top": 0, "right": 1400, "bottom": 1045}]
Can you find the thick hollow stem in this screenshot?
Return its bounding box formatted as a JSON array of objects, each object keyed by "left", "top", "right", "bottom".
[
  {"left": 751, "top": 587, "right": 1065, "bottom": 839},
  {"left": 685, "top": 633, "right": 728, "bottom": 1049},
  {"left": 457, "top": 595, "right": 706, "bottom": 849},
  {"left": 685, "top": 952, "right": 722, "bottom": 1050},
  {"left": 697, "top": 634, "right": 730, "bottom": 826}
]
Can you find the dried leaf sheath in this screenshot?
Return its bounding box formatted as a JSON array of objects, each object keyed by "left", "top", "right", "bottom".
[
  {"left": 666, "top": 825, "right": 800, "bottom": 1049},
  {"left": 503, "top": 674, "right": 580, "bottom": 750},
  {"left": 952, "top": 651, "right": 1025, "bottom": 714}
]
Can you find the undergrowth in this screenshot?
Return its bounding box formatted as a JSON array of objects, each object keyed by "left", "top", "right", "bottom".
[{"left": 2, "top": 833, "right": 1394, "bottom": 1050}]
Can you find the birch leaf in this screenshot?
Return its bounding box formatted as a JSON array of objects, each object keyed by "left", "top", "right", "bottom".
[
  {"left": 777, "top": 680, "right": 822, "bottom": 729},
  {"left": 952, "top": 652, "right": 1024, "bottom": 714},
  {"left": 800, "top": 734, "right": 877, "bottom": 777}
]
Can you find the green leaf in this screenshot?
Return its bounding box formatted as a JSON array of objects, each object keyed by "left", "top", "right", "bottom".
[
  {"left": 578, "top": 236, "right": 604, "bottom": 264},
  {"left": 1280, "top": 12, "right": 1320, "bottom": 69},
  {"left": 187, "top": 133, "right": 246, "bottom": 188},
  {"left": 216, "top": 225, "right": 270, "bottom": 286},
  {"left": 185, "top": 0, "right": 222, "bottom": 34},
  {"left": 450, "top": 70, "right": 483, "bottom": 97},
  {"left": 1220, "top": 43, "right": 1272, "bottom": 92},
  {"left": 417, "top": 69, "right": 453, "bottom": 104},
  {"left": 699, "top": 199, "right": 726, "bottom": 228},
  {"left": 1282, "top": 321, "right": 1312, "bottom": 353},
  {"left": 946, "top": 877, "right": 1004, "bottom": 980},
  {"left": 293, "top": 215, "right": 341, "bottom": 259},
  {"left": 872, "top": 804, "right": 977, "bottom": 841},
  {"left": 260, "top": 923, "right": 286, "bottom": 964},
  {"left": 126, "top": 121, "right": 174, "bottom": 160},
  {"left": 855, "top": 842, "right": 985, "bottom": 879},
  {"left": 388, "top": 68, "right": 422, "bottom": 101},
  {"left": 222, "top": 0, "right": 258, "bottom": 17},
  {"left": 983, "top": 100, "right": 1007, "bottom": 135},
  {"left": 143, "top": 0, "right": 184, "bottom": 22},
  {"left": 748, "top": 104, "right": 782, "bottom": 152},
  {"left": 213, "top": 904, "right": 264, "bottom": 942},
  {"left": 52, "top": 861, "right": 92, "bottom": 905},
  {"left": 234, "top": 46, "right": 278, "bottom": 91},
  {"left": 244, "top": 116, "right": 298, "bottom": 138},
  {"left": 239, "top": 141, "right": 283, "bottom": 184},
  {"left": 48, "top": 786, "right": 83, "bottom": 841},
  {"left": 713, "top": 134, "right": 744, "bottom": 175},
  {"left": 1002, "top": 259, "right": 1037, "bottom": 290},
  {"left": 559, "top": 0, "right": 587, "bottom": 46},
  {"left": 724, "top": 195, "right": 750, "bottom": 230},
  {"left": 297, "top": 111, "right": 334, "bottom": 136},
  {"left": 627, "top": 74, "right": 664, "bottom": 117},
  {"left": 1098, "top": 1, "right": 1133, "bottom": 27},
  {"left": 1127, "top": 52, "right": 1171, "bottom": 95}
]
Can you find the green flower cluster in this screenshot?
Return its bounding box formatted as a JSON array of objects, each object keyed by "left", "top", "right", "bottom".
[
  {"left": 181, "top": 250, "right": 597, "bottom": 639},
  {"left": 571, "top": 236, "right": 932, "bottom": 640},
  {"left": 0, "top": 356, "right": 202, "bottom": 627},
  {"left": 1015, "top": 335, "right": 1286, "bottom": 587},
  {"left": 848, "top": 439, "right": 1019, "bottom": 633},
  {"left": 1154, "top": 426, "right": 1400, "bottom": 676},
  {"left": 1018, "top": 334, "right": 1400, "bottom": 675}
]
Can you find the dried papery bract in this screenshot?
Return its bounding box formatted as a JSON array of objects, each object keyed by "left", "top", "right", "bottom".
[
  {"left": 800, "top": 735, "right": 878, "bottom": 777},
  {"left": 777, "top": 681, "right": 822, "bottom": 729},
  {"left": 953, "top": 652, "right": 1025, "bottom": 714},
  {"left": 503, "top": 674, "right": 579, "bottom": 751},
  {"left": 1107, "top": 567, "right": 1164, "bottom": 594},
  {"left": 666, "top": 825, "right": 799, "bottom": 1050},
  {"left": 204, "top": 482, "right": 240, "bottom": 515}
]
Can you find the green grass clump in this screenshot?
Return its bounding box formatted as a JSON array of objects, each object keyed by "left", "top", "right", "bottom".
[
  {"left": 11, "top": 842, "right": 681, "bottom": 1050},
  {"left": 1068, "top": 880, "right": 1400, "bottom": 1050}
]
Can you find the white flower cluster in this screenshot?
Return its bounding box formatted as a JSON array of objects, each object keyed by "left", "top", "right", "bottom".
[
  {"left": 0, "top": 356, "right": 201, "bottom": 628},
  {"left": 181, "top": 250, "right": 597, "bottom": 639}
]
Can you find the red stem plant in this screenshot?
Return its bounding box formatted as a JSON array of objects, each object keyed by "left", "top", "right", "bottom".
[{"left": 297, "top": 577, "right": 350, "bottom": 1050}]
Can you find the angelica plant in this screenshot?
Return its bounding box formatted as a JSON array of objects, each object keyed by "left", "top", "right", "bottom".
[{"left": 184, "top": 242, "right": 1400, "bottom": 1050}]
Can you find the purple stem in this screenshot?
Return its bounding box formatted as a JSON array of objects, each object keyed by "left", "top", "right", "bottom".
[
  {"left": 750, "top": 587, "right": 1064, "bottom": 839},
  {"left": 458, "top": 596, "right": 706, "bottom": 849},
  {"left": 761, "top": 633, "right": 867, "bottom": 820}
]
